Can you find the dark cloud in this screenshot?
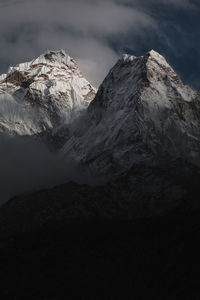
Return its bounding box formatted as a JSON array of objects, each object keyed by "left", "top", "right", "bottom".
[
  {"left": 0, "top": 134, "right": 67, "bottom": 204},
  {"left": 0, "top": 131, "right": 96, "bottom": 205},
  {"left": 0, "top": 0, "right": 156, "bottom": 86},
  {"left": 0, "top": 0, "right": 199, "bottom": 88},
  {"left": 114, "top": 0, "right": 200, "bottom": 89}
]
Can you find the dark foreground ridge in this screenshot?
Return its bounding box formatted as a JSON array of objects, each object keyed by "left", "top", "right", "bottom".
[
  {"left": 0, "top": 161, "right": 200, "bottom": 299},
  {"left": 1, "top": 210, "right": 200, "bottom": 299}
]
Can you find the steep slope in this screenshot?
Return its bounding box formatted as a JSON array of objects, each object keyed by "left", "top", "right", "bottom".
[
  {"left": 62, "top": 50, "right": 200, "bottom": 178},
  {"left": 0, "top": 50, "right": 96, "bottom": 147}
]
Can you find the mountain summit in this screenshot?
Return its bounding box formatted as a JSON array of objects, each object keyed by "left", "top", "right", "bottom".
[
  {"left": 62, "top": 50, "right": 200, "bottom": 177},
  {"left": 0, "top": 50, "right": 96, "bottom": 146}
]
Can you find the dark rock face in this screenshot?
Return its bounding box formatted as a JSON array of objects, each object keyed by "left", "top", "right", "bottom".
[{"left": 4, "top": 70, "right": 28, "bottom": 86}]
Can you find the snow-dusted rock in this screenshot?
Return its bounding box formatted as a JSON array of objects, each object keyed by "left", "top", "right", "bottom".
[
  {"left": 0, "top": 50, "right": 96, "bottom": 146},
  {"left": 62, "top": 50, "right": 200, "bottom": 179}
]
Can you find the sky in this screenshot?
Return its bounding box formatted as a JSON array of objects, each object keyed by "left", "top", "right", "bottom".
[{"left": 0, "top": 0, "right": 199, "bottom": 89}]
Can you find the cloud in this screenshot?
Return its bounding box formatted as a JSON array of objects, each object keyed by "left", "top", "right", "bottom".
[
  {"left": 0, "top": 133, "right": 69, "bottom": 204},
  {"left": 122, "top": 0, "right": 197, "bottom": 9},
  {"left": 0, "top": 0, "right": 198, "bottom": 87},
  {"left": 0, "top": 0, "right": 157, "bottom": 86},
  {"left": 0, "top": 128, "right": 96, "bottom": 205},
  {"left": 155, "top": 0, "right": 197, "bottom": 8}
]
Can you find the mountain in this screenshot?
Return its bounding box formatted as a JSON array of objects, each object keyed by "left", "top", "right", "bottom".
[
  {"left": 0, "top": 49, "right": 200, "bottom": 217},
  {"left": 1, "top": 50, "right": 200, "bottom": 300},
  {"left": 0, "top": 51, "right": 200, "bottom": 225},
  {"left": 62, "top": 50, "right": 200, "bottom": 179},
  {"left": 0, "top": 160, "right": 199, "bottom": 236},
  {"left": 0, "top": 49, "right": 200, "bottom": 218},
  {"left": 0, "top": 49, "right": 96, "bottom": 147}
]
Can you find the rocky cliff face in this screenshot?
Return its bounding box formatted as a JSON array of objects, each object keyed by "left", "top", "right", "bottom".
[
  {"left": 0, "top": 50, "right": 96, "bottom": 147},
  {"left": 62, "top": 50, "right": 200, "bottom": 178}
]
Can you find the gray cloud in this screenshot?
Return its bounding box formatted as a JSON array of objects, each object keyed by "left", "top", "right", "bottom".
[
  {"left": 0, "top": 0, "right": 157, "bottom": 86},
  {"left": 0, "top": 133, "right": 68, "bottom": 204},
  {"left": 122, "top": 0, "right": 197, "bottom": 8},
  {"left": 0, "top": 131, "right": 97, "bottom": 205},
  {"left": 0, "top": 0, "right": 198, "bottom": 86}
]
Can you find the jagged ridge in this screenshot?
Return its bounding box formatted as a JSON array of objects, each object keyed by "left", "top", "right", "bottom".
[
  {"left": 0, "top": 49, "right": 96, "bottom": 146},
  {"left": 62, "top": 50, "right": 200, "bottom": 178}
]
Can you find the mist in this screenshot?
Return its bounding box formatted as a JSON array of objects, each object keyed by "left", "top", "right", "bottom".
[{"left": 0, "top": 133, "right": 71, "bottom": 205}]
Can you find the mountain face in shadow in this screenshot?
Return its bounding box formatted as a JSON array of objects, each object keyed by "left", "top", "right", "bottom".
[{"left": 0, "top": 50, "right": 200, "bottom": 299}]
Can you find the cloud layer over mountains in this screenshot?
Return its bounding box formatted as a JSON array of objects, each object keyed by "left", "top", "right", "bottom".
[{"left": 0, "top": 0, "right": 199, "bottom": 88}]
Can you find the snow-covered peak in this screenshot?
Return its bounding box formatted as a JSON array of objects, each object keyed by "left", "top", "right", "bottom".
[
  {"left": 0, "top": 50, "right": 96, "bottom": 146},
  {"left": 118, "top": 50, "right": 178, "bottom": 81},
  {"left": 7, "top": 50, "right": 76, "bottom": 74},
  {"left": 62, "top": 50, "right": 200, "bottom": 178},
  {"left": 88, "top": 49, "right": 198, "bottom": 123},
  {"left": 148, "top": 49, "right": 168, "bottom": 63},
  {"left": 36, "top": 49, "right": 75, "bottom": 67},
  {"left": 120, "top": 50, "right": 172, "bottom": 69}
]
